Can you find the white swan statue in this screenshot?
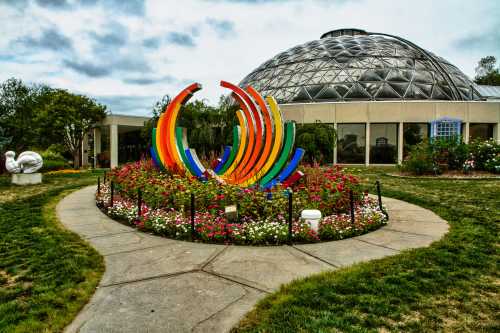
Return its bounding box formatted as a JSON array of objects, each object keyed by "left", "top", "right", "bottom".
[{"left": 5, "top": 151, "right": 43, "bottom": 174}]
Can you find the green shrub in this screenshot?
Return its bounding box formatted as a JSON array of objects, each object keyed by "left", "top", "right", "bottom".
[
  {"left": 39, "top": 144, "right": 69, "bottom": 171},
  {"left": 402, "top": 137, "right": 499, "bottom": 175},
  {"left": 399, "top": 140, "right": 437, "bottom": 175},
  {"left": 41, "top": 159, "right": 67, "bottom": 171},
  {"left": 430, "top": 137, "right": 469, "bottom": 170},
  {"left": 469, "top": 138, "right": 500, "bottom": 173}
]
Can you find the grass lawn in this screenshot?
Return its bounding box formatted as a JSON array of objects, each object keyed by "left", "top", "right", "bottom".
[
  {"left": 234, "top": 167, "right": 499, "bottom": 332},
  {"left": 0, "top": 172, "right": 104, "bottom": 332}
]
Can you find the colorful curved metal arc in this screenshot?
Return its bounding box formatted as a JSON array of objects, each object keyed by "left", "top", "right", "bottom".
[
  {"left": 156, "top": 83, "right": 201, "bottom": 171},
  {"left": 217, "top": 126, "right": 240, "bottom": 175},
  {"left": 277, "top": 148, "right": 305, "bottom": 182},
  {"left": 222, "top": 110, "right": 248, "bottom": 181},
  {"left": 259, "top": 121, "right": 295, "bottom": 187},
  {"left": 151, "top": 81, "right": 304, "bottom": 188},
  {"left": 238, "top": 86, "right": 272, "bottom": 180},
  {"left": 282, "top": 170, "right": 304, "bottom": 188},
  {"left": 185, "top": 149, "right": 204, "bottom": 179},
  {"left": 262, "top": 148, "right": 305, "bottom": 189},
  {"left": 190, "top": 149, "right": 207, "bottom": 176},
  {"left": 150, "top": 146, "right": 160, "bottom": 168},
  {"left": 220, "top": 81, "right": 257, "bottom": 182},
  {"left": 214, "top": 146, "right": 231, "bottom": 173},
  {"left": 221, "top": 83, "right": 264, "bottom": 181},
  {"left": 175, "top": 127, "right": 196, "bottom": 176},
  {"left": 242, "top": 96, "right": 284, "bottom": 186},
  {"left": 151, "top": 128, "right": 163, "bottom": 170}
]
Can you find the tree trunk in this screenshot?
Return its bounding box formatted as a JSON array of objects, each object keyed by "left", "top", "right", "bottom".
[{"left": 73, "top": 150, "right": 80, "bottom": 169}]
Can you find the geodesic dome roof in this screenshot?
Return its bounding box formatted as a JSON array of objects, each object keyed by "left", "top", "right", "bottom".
[{"left": 239, "top": 29, "right": 480, "bottom": 103}]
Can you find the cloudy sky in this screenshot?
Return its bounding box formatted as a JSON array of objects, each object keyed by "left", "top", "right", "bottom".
[{"left": 1, "top": 0, "right": 499, "bottom": 116}]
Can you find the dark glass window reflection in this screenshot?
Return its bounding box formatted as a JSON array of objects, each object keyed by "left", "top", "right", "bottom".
[
  {"left": 370, "top": 123, "right": 398, "bottom": 164},
  {"left": 469, "top": 123, "right": 494, "bottom": 140},
  {"left": 337, "top": 124, "right": 366, "bottom": 164},
  {"left": 403, "top": 123, "right": 429, "bottom": 157}
]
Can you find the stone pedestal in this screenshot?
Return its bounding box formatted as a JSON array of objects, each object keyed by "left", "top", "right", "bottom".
[{"left": 12, "top": 173, "right": 42, "bottom": 185}]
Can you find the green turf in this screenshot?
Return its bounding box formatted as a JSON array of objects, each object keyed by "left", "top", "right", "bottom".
[
  {"left": 233, "top": 167, "right": 499, "bottom": 333},
  {"left": 0, "top": 172, "right": 104, "bottom": 332}
]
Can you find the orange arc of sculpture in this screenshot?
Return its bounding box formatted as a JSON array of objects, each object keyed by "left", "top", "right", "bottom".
[
  {"left": 156, "top": 83, "right": 201, "bottom": 171},
  {"left": 219, "top": 81, "right": 256, "bottom": 183},
  {"left": 237, "top": 86, "right": 274, "bottom": 184}
]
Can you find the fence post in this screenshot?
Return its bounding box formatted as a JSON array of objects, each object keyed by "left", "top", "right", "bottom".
[
  {"left": 97, "top": 176, "right": 100, "bottom": 195},
  {"left": 137, "top": 188, "right": 142, "bottom": 220},
  {"left": 349, "top": 189, "right": 355, "bottom": 225},
  {"left": 190, "top": 193, "right": 195, "bottom": 240},
  {"left": 288, "top": 189, "right": 293, "bottom": 244},
  {"left": 110, "top": 181, "right": 114, "bottom": 207},
  {"left": 103, "top": 170, "right": 106, "bottom": 184},
  {"left": 375, "top": 180, "right": 389, "bottom": 219}
]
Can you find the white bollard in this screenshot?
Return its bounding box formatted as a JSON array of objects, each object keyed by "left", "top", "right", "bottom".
[{"left": 301, "top": 209, "right": 322, "bottom": 232}]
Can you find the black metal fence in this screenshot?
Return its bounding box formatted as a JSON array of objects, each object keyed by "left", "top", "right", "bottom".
[{"left": 98, "top": 170, "right": 389, "bottom": 244}]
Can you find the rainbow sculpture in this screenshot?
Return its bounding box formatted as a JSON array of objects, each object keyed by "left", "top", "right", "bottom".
[{"left": 150, "top": 81, "right": 304, "bottom": 188}]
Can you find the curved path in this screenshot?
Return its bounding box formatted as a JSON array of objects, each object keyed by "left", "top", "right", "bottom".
[{"left": 58, "top": 186, "right": 448, "bottom": 333}]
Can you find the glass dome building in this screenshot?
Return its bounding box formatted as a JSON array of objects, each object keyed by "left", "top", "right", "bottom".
[
  {"left": 240, "top": 28, "right": 480, "bottom": 103},
  {"left": 239, "top": 29, "right": 499, "bottom": 166}
]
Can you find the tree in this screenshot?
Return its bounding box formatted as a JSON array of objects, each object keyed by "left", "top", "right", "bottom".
[
  {"left": 141, "top": 94, "right": 171, "bottom": 145},
  {"left": 474, "top": 56, "right": 500, "bottom": 86},
  {"left": 40, "top": 89, "right": 107, "bottom": 168},
  {"left": 0, "top": 78, "right": 52, "bottom": 152},
  {"left": 296, "top": 122, "right": 337, "bottom": 164}
]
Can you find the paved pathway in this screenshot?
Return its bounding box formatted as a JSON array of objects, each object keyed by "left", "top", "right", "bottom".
[{"left": 58, "top": 186, "right": 448, "bottom": 333}]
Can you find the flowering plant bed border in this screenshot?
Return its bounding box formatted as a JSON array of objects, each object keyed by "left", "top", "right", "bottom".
[{"left": 95, "top": 184, "right": 388, "bottom": 246}]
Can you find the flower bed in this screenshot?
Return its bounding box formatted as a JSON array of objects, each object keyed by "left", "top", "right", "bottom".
[{"left": 95, "top": 160, "right": 388, "bottom": 245}]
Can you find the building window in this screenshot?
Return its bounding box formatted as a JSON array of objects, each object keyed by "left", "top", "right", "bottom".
[
  {"left": 430, "top": 118, "right": 461, "bottom": 139},
  {"left": 370, "top": 123, "right": 398, "bottom": 164},
  {"left": 469, "top": 123, "right": 494, "bottom": 141},
  {"left": 337, "top": 124, "right": 366, "bottom": 164},
  {"left": 403, "top": 123, "right": 429, "bottom": 157}
]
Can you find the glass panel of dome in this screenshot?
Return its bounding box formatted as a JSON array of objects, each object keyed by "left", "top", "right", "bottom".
[
  {"left": 370, "top": 123, "right": 398, "bottom": 164},
  {"left": 306, "top": 85, "right": 324, "bottom": 99},
  {"left": 337, "top": 124, "right": 366, "bottom": 164},
  {"left": 359, "top": 70, "right": 384, "bottom": 82},
  {"left": 413, "top": 70, "right": 433, "bottom": 83},
  {"left": 388, "top": 82, "right": 409, "bottom": 97},
  {"left": 315, "top": 85, "right": 341, "bottom": 100},
  {"left": 292, "top": 87, "right": 311, "bottom": 102},
  {"left": 431, "top": 86, "right": 451, "bottom": 100},
  {"left": 360, "top": 82, "right": 382, "bottom": 96},
  {"left": 375, "top": 83, "right": 401, "bottom": 99},
  {"left": 403, "top": 123, "right": 429, "bottom": 157},
  {"left": 334, "top": 83, "right": 352, "bottom": 98},
  {"left": 414, "top": 83, "right": 433, "bottom": 97},
  {"left": 344, "top": 83, "right": 371, "bottom": 99},
  {"left": 386, "top": 69, "right": 409, "bottom": 82}
]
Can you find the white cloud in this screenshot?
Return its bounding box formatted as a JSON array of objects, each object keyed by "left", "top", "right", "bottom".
[{"left": 0, "top": 0, "right": 498, "bottom": 115}]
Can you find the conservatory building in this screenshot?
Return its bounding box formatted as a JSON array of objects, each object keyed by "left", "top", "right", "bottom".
[
  {"left": 86, "top": 28, "right": 500, "bottom": 168},
  {"left": 239, "top": 28, "right": 500, "bottom": 165}
]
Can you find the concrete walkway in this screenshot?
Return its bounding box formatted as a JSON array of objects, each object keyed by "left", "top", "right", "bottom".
[{"left": 58, "top": 186, "right": 448, "bottom": 333}]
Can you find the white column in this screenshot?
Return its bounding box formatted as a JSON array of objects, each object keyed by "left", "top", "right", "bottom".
[
  {"left": 333, "top": 123, "right": 338, "bottom": 165},
  {"left": 81, "top": 132, "right": 89, "bottom": 167},
  {"left": 464, "top": 122, "right": 470, "bottom": 144},
  {"left": 110, "top": 124, "right": 118, "bottom": 169},
  {"left": 397, "top": 122, "right": 404, "bottom": 164},
  {"left": 365, "top": 122, "right": 370, "bottom": 166},
  {"left": 93, "top": 127, "right": 101, "bottom": 168}
]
